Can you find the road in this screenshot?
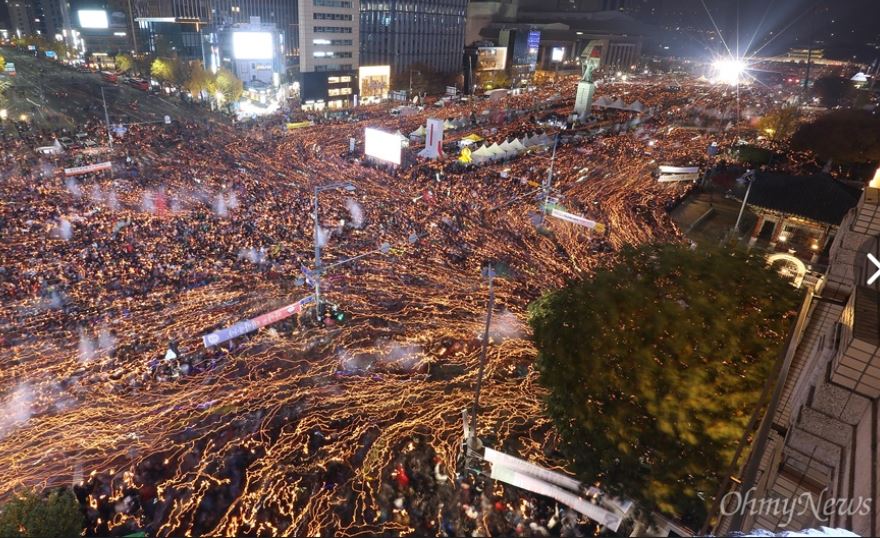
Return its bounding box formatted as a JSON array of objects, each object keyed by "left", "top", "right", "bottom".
[{"left": 1, "top": 47, "right": 217, "bottom": 129}]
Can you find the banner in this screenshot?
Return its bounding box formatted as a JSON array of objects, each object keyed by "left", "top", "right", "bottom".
[
  {"left": 658, "top": 173, "right": 700, "bottom": 183},
  {"left": 287, "top": 121, "right": 312, "bottom": 130},
  {"left": 202, "top": 295, "right": 314, "bottom": 348},
  {"left": 63, "top": 161, "right": 112, "bottom": 176},
  {"left": 489, "top": 464, "right": 622, "bottom": 532},
  {"left": 80, "top": 146, "right": 112, "bottom": 156},
  {"left": 550, "top": 208, "right": 606, "bottom": 233},
  {"left": 484, "top": 447, "right": 582, "bottom": 492},
  {"left": 658, "top": 166, "right": 699, "bottom": 174}
]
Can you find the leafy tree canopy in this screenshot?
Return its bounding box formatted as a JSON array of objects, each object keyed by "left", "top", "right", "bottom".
[
  {"left": 214, "top": 67, "right": 244, "bottom": 103},
  {"left": 791, "top": 110, "right": 880, "bottom": 165},
  {"left": 183, "top": 60, "right": 213, "bottom": 98},
  {"left": 151, "top": 57, "right": 176, "bottom": 83},
  {"left": 115, "top": 53, "right": 134, "bottom": 73},
  {"left": 528, "top": 244, "right": 800, "bottom": 527},
  {"left": 756, "top": 106, "right": 801, "bottom": 142},
  {"left": 0, "top": 489, "right": 84, "bottom": 537},
  {"left": 811, "top": 75, "right": 852, "bottom": 108}
]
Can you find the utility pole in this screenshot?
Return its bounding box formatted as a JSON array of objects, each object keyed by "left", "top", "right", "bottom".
[
  {"left": 468, "top": 264, "right": 495, "bottom": 456},
  {"left": 802, "top": 3, "right": 817, "bottom": 101},
  {"left": 313, "top": 187, "right": 323, "bottom": 321},
  {"left": 101, "top": 86, "right": 113, "bottom": 149},
  {"left": 311, "top": 183, "right": 356, "bottom": 321},
  {"left": 732, "top": 170, "right": 754, "bottom": 238},
  {"left": 126, "top": 0, "right": 138, "bottom": 54},
  {"left": 540, "top": 132, "right": 562, "bottom": 224}
]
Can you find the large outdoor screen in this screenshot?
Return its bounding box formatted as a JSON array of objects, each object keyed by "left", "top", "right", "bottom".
[
  {"left": 476, "top": 47, "right": 508, "bottom": 71},
  {"left": 232, "top": 32, "right": 274, "bottom": 60},
  {"left": 78, "top": 10, "right": 109, "bottom": 29},
  {"left": 364, "top": 128, "right": 401, "bottom": 165},
  {"left": 359, "top": 65, "right": 391, "bottom": 100}
]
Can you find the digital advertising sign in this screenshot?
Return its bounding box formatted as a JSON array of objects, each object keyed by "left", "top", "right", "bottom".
[
  {"left": 364, "top": 128, "right": 401, "bottom": 165},
  {"left": 233, "top": 32, "right": 274, "bottom": 60}
]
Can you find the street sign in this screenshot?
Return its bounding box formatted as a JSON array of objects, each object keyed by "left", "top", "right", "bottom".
[
  {"left": 549, "top": 208, "right": 606, "bottom": 233},
  {"left": 164, "top": 115, "right": 171, "bottom": 125},
  {"left": 63, "top": 161, "right": 112, "bottom": 176},
  {"left": 202, "top": 295, "right": 315, "bottom": 348}
]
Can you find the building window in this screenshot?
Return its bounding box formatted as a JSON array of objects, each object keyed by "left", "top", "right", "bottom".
[
  {"left": 314, "top": 0, "right": 351, "bottom": 7},
  {"left": 314, "top": 13, "right": 352, "bottom": 21},
  {"left": 314, "top": 26, "right": 352, "bottom": 33}
]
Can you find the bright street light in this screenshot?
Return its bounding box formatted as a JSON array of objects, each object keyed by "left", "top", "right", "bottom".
[{"left": 713, "top": 58, "right": 746, "bottom": 85}]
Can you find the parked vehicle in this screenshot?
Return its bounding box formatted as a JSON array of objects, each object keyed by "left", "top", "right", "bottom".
[
  {"left": 101, "top": 71, "right": 119, "bottom": 84},
  {"left": 128, "top": 79, "right": 150, "bottom": 91}
]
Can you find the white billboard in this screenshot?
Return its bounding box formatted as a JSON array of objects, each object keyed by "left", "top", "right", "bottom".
[
  {"left": 551, "top": 47, "right": 565, "bottom": 62},
  {"left": 233, "top": 32, "right": 274, "bottom": 60},
  {"left": 78, "top": 10, "right": 109, "bottom": 29},
  {"left": 364, "top": 128, "right": 401, "bottom": 165}
]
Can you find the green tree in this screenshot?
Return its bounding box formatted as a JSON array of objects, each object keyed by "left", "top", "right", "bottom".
[
  {"left": 791, "top": 109, "right": 880, "bottom": 165},
  {"left": 183, "top": 61, "right": 213, "bottom": 99},
  {"left": 756, "top": 105, "right": 801, "bottom": 142},
  {"left": 214, "top": 67, "right": 244, "bottom": 103},
  {"left": 0, "top": 489, "right": 84, "bottom": 537},
  {"left": 151, "top": 57, "right": 174, "bottom": 83},
  {"left": 528, "top": 244, "right": 800, "bottom": 527},
  {"left": 115, "top": 53, "right": 134, "bottom": 73},
  {"left": 811, "top": 75, "right": 852, "bottom": 108},
  {"left": 0, "top": 54, "right": 5, "bottom": 72}
]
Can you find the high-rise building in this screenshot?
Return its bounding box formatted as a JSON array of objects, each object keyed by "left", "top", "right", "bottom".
[
  {"left": 298, "top": 0, "right": 359, "bottom": 74},
  {"left": 134, "top": 0, "right": 298, "bottom": 65},
  {"left": 360, "top": 0, "right": 467, "bottom": 76},
  {"left": 296, "top": 0, "right": 359, "bottom": 110},
  {"left": 7, "top": 0, "right": 36, "bottom": 37}
]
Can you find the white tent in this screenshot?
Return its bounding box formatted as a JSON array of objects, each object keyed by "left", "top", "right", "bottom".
[
  {"left": 610, "top": 98, "right": 626, "bottom": 109},
  {"left": 508, "top": 138, "right": 526, "bottom": 153},
  {"left": 487, "top": 142, "right": 505, "bottom": 160},
  {"left": 443, "top": 120, "right": 456, "bottom": 130},
  {"left": 409, "top": 125, "right": 427, "bottom": 138},
  {"left": 628, "top": 100, "right": 645, "bottom": 112},
  {"left": 472, "top": 144, "right": 493, "bottom": 164},
  {"left": 851, "top": 72, "right": 869, "bottom": 83}
]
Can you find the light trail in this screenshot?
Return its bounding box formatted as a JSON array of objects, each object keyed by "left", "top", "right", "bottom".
[{"left": 0, "top": 74, "right": 783, "bottom": 535}]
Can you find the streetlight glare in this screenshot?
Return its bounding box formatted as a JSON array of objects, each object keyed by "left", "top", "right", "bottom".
[{"left": 713, "top": 58, "right": 746, "bottom": 85}]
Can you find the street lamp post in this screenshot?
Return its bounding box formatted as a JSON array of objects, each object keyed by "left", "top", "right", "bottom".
[
  {"left": 101, "top": 86, "right": 113, "bottom": 149},
  {"left": 468, "top": 264, "right": 496, "bottom": 457},
  {"left": 312, "top": 182, "right": 356, "bottom": 321},
  {"left": 540, "top": 132, "right": 562, "bottom": 224}
]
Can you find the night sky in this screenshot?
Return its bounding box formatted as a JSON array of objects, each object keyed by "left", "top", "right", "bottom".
[
  {"left": 630, "top": 0, "right": 880, "bottom": 62},
  {"left": 1, "top": 0, "right": 878, "bottom": 63}
]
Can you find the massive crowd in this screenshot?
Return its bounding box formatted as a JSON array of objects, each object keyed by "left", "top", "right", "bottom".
[{"left": 0, "top": 73, "right": 807, "bottom": 536}]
